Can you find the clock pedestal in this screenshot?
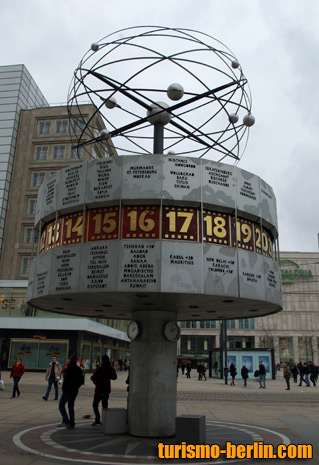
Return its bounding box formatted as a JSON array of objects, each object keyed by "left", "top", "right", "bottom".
[{"left": 128, "top": 310, "right": 178, "bottom": 437}]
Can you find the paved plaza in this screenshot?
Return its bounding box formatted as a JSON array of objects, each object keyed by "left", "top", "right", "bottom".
[{"left": 0, "top": 369, "right": 318, "bottom": 464}]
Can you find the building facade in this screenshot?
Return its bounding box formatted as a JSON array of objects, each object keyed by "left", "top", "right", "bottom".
[
  {"left": 0, "top": 81, "right": 128, "bottom": 369},
  {"left": 0, "top": 65, "right": 48, "bottom": 259},
  {"left": 179, "top": 251, "right": 319, "bottom": 366}
]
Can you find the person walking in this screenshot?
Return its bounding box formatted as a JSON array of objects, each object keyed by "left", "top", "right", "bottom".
[
  {"left": 241, "top": 364, "right": 249, "bottom": 387},
  {"left": 43, "top": 356, "right": 62, "bottom": 401},
  {"left": 283, "top": 362, "right": 291, "bottom": 390},
  {"left": 308, "top": 361, "right": 316, "bottom": 387},
  {"left": 291, "top": 363, "right": 298, "bottom": 384},
  {"left": 201, "top": 363, "right": 207, "bottom": 381},
  {"left": 90, "top": 354, "right": 117, "bottom": 426},
  {"left": 258, "top": 361, "right": 266, "bottom": 389},
  {"left": 298, "top": 362, "right": 310, "bottom": 387},
  {"left": 229, "top": 362, "right": 237, "bottom": 386},
  {"left": 58, "top": 354, "right": 84, "bottom": 429},
  {"left": 186, "top": 361, "right": 192, "bottom": 378},
  {"left": 10, "top": 356, "right": 25, "bottom": 398}
]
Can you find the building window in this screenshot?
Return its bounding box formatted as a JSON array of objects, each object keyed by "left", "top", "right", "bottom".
[
  {"left": 56, "top": 120, "right": 68, "bottom": 134},
  {"left": 34, "top": 146, "right": 48, "bottom": 160},
  {"left": 27, "top": 199, "right": 37, "bottom": 215},
  {"left": 226, "top": 320, "right": 236, "bottom": 329},
  {"left": 38, "top": 121, "right": 51, "bottom": 135},
  {"left": 24, "top": 227, "right": 35, "bottom": 244},
  {"left": 238, "top": 318, "right": 255, "bottom": 330},
  {"left": 70, "top": 147, "right": 83, "bottom": 159},
  {"left": 20, "top": 257, "right": 31, "bottom": 275},
  {"left": 185, "top": 321, "right": 197, "bottom": 329},
  {"left": 31, "top": 172, "right": 45, "bottom": 187},
  {"left": 53, "top": 145, "right": 65, "bottom": 159},
  {"left": 72, "top": 118, "right": 85, "bottom": 133},
  {"left": 200, "top": 321, "right": 216, "bottom": 329}
]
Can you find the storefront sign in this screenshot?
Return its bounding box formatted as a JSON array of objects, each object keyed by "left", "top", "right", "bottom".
[{"left": 280, "top": 260, "right": 314, "bottom": 284}]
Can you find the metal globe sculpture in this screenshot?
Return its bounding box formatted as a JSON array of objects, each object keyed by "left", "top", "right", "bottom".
[{"left": 67, "top": 26, "right": 254, "bottom": 161}]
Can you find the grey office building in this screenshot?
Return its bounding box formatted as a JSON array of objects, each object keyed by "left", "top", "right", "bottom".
[{"left": 0, "top": 65, "right": 48, "bottom": 257}]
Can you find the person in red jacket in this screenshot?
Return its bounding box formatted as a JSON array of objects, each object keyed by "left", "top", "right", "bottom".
[
  {"left": 10, "top": 356, "right": 25, "bottom": 398},
  {"left": 90, "top": 354, "right": 117, "bottom": 426}
]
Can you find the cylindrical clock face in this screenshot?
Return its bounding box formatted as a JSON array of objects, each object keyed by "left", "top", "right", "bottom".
[
  {"left": 164, "top": 321, "right": 181, "bottom": 342},
  {"left": 28, "top": 155, "right": 281, "bottom": 321}
]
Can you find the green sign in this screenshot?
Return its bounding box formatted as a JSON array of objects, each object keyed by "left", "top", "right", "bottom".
[{"left": 280, "top": 260, "right": 313, "bottom": 284}]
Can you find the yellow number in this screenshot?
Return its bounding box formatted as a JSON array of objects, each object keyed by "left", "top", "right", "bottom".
[
  {"left": 139, "top": 210, "right": 155, "bottom": 232},
  {"left": 40, "top": 229, "right": 46, "bottom": 252},
  {"left": 166, "top": 210, "right": 193, "bottom": 234},
  {"left": 93, "top": 213, "right": 102, "bottom": 234},
  {"left": 237, "top": 221, "right": 251, "bottom": 243},
  {"left": 65, "top": 215, "right": 83, "bottom": 239},
  {"left": 179, "top": 212, "right": 193, "bottom": 233},
  {"left": 55, "top": 221, "right": 60, "bottom": 243},
  {"left": 127, "top": 211, "right": 137, "bottom": 232},
  {"left": 213, "top": 216, "right": 226, "bottom": 238},
  {"left": 203, "top": 214, "right": 212, "bottom": 236},
  {"left": 166, "top": 211, "right": 176, "bottom": 232},
  {"left": 93, "top": 212, "right": 117, "bottom": 234},
  {"left": 255, "top": 227, "right": 261, "bottom": 249},
  {"left": 47, "top": 224, "right": 53, "bottom": 245}
]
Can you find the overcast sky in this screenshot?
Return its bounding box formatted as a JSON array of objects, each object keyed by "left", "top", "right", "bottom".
[{"left": 1, "top": 0, "right": 318, "bottom": 253}]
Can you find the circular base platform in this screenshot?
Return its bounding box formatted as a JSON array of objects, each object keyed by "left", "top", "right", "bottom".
[{"left": 13, "top": 420, "right": 290, "bottom": 464}]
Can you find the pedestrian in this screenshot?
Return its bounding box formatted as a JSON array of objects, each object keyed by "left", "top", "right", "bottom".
[
  {"left": 258, "top": 362, "right": 266, "bottom": 388},
  {"left": 201, "top": 363, "right": 207, "bottom": 381},
  {"left": 181, "top": 361, "right": 185, "bottom": 375},
  {"left": 230, "top": 362, "right": 237, "bottom": 386},
  {"left": 76, "top": 357, "right": 84, "bottom": 369},
  {"left": 43, "top": 356, "right": 62, "bottom": 401},
  {"left": 283, "top": 362, "right": 291, "bottom": 390},
  {"left": 308, "top": 361, "right": 316, "bottom": 387},
  {"left": 186, "top": 361, "right": 191, "bottom": 378},
  {"left": 62, "top": 358, "right": 70, "bottom": 379},
  {"left": 10, "top": 356, "right": 25, "bottom": 398},
  {"left": 291, "top": 363, "right": 298, "bottom": 383},
  {"left": 197, "top": 363, "right": 202, "bottom": 381},
  {"left": 241, "top": 364, "right": 249, "bottom": 387},
  {"left": 58, "top": 354, "right": 84, "bottom": 429},
  {"left": 90, "top": 354, "right": 117, "bottom": 426},
  {"left": 298, "top": 361, "right": 309, "bottom": 387}
]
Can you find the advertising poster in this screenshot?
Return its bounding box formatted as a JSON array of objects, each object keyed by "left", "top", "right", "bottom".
[
  {"left": 258, "top": 355, "right": 270, "bottom": 372},
  {"left": 241, "top": 355, "right": 253, "bottom": 373},
  {"left": 227, "top": 355, "right": 237, "bottom": 367}
]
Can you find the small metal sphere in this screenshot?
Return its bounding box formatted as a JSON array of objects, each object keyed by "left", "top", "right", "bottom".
[
  {"left": 167, "top": 83, "right": 184, "bottom": 101},
  {"left": 167, "top": 150, "right": 175, "bottom": 155},
  {"left": 243, "top": 114, "right": 255, "bottom": 127},
  {"left": 229, "top": 113, "right": 239, "bottom": 124},
  {"left": 100, "top": 129, "right": 110, "bottom": 140},
  {"left": 147, "top": 102, "right": 171, "bottom": 125},
  {"left": 231, "top": 59, "right": 240, "bottom": 69},
  {"left": 104, "top": 96, "right": 117, "bottom": 109},
  {"left": 91, "top": 43, "right": 99, "bottom": 52}
]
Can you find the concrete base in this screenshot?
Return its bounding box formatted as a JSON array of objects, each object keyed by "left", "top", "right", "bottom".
[
  {"left": 102, "top": 408, "right": 128, "bottom": 435},
  {"left": 175, "top": 415, "right": 206, "bottom": 443},
  {"left": 128, "top": 310, "right": 178, "bottom": 437}
]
